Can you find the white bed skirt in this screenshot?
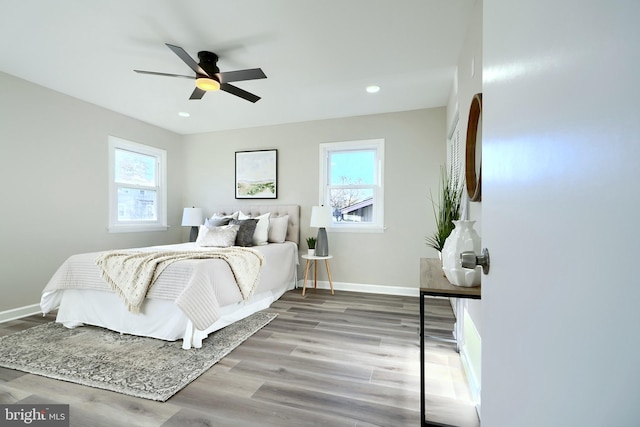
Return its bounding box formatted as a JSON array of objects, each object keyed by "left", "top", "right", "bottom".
[
  {"left": 41, "top": 241, "right": 299, "bottom": 349},
  {"left": 51, "top": 283, "right": 293, "bottom": 349},
  {"left": 40, "top": 242, "right": 298, "bottom": 349}
]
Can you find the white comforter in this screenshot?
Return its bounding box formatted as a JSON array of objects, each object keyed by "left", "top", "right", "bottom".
[{"left": 40, "top": 242, "right": 298, "bottom": 348}]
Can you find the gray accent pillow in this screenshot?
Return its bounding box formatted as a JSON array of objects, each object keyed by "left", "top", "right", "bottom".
[
  {"left": 230, "top": 219, "right": 258, "bottom": 247},
  {"left": 239, "top": 211, "right": 271, "bottom": 245},
  {"left": 204, "top": 216, "right": 231, "bottom": 228}
]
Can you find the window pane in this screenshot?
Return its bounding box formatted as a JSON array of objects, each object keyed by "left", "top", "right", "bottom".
[
  {"left": 115, "top": 149, "right": 156, "bottom": 186},
  {"left": 117, "top": 188, "right": 157, "bottom": 221},
  {"left": 329, "top": 188, "right": 374, "bottom": 223},
  {"left": 329, "top": 150, "right": 375, "bottom": 185}
]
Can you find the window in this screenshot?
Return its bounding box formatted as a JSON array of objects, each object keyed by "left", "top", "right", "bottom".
[
  {"left": 447, "top": 111, "right": 466, "bottom": 218},
  {"left": 108, "top": 136, "right": 167, "bottom": 233},
  {"left": 319, "top": 139, "right": 384, "bottom": 232},
  {"left": 447, "top": 111, "right": 463, "bottom": 186}
]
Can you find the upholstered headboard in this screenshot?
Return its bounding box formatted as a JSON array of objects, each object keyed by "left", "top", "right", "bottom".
[{"left": 208, "top": 204, "right": 300, "bottom": 245}]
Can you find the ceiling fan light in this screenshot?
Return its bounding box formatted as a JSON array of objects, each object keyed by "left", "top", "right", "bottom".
[{"left": 195, "top": 77, "right": 220, "bottom": 91}]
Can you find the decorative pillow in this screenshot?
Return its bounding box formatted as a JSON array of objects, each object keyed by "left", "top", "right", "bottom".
[
  {"left": 204, "top": 216, "right": 231, "bottom": 228},
  {"left": 209, "top": 211, "right": 239, "bottom": 222},
  {"left": 195, "top": 224, "right": 239, "bottom": 247},
  {"left": 229, "top": 219, "right": 258, "bottom": 247},
  {"left": 268, "top": 215, "right": 289, "bottom": 243},
  {"left": 239, "top": 211, "right": 271, "bottom": 245}
]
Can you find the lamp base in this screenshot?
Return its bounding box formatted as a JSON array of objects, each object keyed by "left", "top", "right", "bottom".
[
  {"left": 189, "top": 226, "right": 199, "bottom": 242},
  {"left": 315, "top": 228, "right": 329, "bottom": 257}
]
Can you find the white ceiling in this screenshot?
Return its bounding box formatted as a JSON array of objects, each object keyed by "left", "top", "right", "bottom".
[{"left": 0, "top": 0, "right": 475, "bottom": 135}]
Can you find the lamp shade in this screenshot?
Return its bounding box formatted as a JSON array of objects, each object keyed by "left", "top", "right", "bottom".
[
  {"left": 181, "top": 207, "right": 203, "bottom": 226},
  {"left": 310, "top": 206, "right": 332, "bottom": 228}
]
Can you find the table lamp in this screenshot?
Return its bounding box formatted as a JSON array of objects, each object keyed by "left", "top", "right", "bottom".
[
  {"left": 181, "top": 207, "right": 203, "bottom": 242},
  {"left": 310, "top": 205, "right": 332, "bottom": 257}
]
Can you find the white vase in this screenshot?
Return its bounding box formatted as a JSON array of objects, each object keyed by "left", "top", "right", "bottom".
[
  {"left": 308, "top": 249, "right": 315, "bottom": 256},
  {"left": 441, "top": 220, "right": 482, "bottom": 287}
]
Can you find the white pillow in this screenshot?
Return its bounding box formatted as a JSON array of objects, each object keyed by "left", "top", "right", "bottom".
[
  {"left": 268, "top": 215, "right": 289, "bottom": 243},
  {"left": 195, "top": 224, "right": 239, "bottom": 247},
  {"left": 239, "top": 211, "right": 271, "bottom": 245}
]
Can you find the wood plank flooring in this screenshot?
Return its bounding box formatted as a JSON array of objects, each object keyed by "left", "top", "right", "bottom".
[{"left": 0, "top": 290, "right": 480, "bottom": 427}]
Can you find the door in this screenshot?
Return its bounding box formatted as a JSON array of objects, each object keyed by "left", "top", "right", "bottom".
[{"left": 482, "top": 1, "right": 640, "bottom": 426}]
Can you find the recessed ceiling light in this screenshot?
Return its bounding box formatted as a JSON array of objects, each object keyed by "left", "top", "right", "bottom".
[
  {"left": 366, "top": 85, "right": 380, "bottom": 93},
  {"left": 178, "top": 111, "right": 190, "bottom": 118}
]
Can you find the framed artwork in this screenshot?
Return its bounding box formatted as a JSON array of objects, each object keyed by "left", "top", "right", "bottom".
[{"left": 235, "top": 149, "right": 278, "bottom": 199}]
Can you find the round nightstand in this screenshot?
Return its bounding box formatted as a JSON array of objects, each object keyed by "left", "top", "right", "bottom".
[{"left": 301, "top": 254, "right": 334, "bottom": 296}]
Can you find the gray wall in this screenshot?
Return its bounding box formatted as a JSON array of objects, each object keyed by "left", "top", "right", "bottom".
[
  {"left": 182, "top": 108, "right": 446, "bottom": 290},
  {"left": 0, "top": 72, "right": 185, "bottom": 312},
  {"left": 0, "top": 70, "right": 447, "bottom": 312}
]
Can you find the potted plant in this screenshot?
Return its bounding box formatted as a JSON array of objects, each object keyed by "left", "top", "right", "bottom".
[
  {"left": 425, "top": 166, "right": 463, "bottom": 259},
  {"left": 306, "top": 236, "right": 317, "bottom": 256}
]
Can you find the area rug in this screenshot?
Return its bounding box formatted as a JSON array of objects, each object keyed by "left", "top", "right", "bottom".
[{"left": 0, "top": 311, "right": 277, "bottom": 401}]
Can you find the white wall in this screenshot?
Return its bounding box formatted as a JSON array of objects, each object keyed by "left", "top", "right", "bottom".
[
  {"left": 459, "top": 0, "right": 483, "bottom": 226},
  {"left": 0, "top": 72, "right": 184, "bottom": 312},
  {"left": 182, "top": 108, "right": 447, "bottom": 290},
  {"left": 450, "top": 0, "right": 483, "bottom": 323},
  {"left": 447, "top": 0, "right": 483, "bottom": 403}
]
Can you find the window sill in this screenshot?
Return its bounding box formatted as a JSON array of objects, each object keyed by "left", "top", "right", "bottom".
[
  {"left": 108, "top": 225, "right": 169, "bottom": 233},
  {"left": 328, "top": 224, "right": 385, "bottom": 234}
]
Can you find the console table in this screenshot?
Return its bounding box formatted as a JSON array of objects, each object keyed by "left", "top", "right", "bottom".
[{"left": 420, "top": 258, "right": 481, "bottom": 427}]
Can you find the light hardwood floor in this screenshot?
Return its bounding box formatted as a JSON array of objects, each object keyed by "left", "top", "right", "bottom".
[{"left": 0, "top": 290, "right": 480, "bottom": 427}]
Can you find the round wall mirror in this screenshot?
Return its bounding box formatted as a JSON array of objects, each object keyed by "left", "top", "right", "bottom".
[{"left": 465, "top": 93, "right": 482, "bottom": 202}]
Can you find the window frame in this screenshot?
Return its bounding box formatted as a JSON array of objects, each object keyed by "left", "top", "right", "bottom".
[
  {"left": 447, "top": 111, "right": 462, "bottom": 184},
  {"left": 447, "top": 111, "right": 467, "bottom": 218},
  {"left": 108, "top": 136, "right": 168, "bottom": 233},
  {"left": 319, "top": 138, "right": 385, "bottom": 233}
]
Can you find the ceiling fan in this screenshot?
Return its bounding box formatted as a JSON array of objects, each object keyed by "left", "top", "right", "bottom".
[{"left": 134, "top": 43, "right": 266, "bottom": 103}]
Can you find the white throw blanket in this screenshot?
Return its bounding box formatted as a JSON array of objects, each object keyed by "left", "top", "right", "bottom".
[{"left": 95, "top": 247, "right": 264, "bottom": 314}]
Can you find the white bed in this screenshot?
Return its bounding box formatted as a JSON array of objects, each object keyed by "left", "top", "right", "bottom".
[{"left": 40, "top": 205, "right": 300, "bottom": 349}]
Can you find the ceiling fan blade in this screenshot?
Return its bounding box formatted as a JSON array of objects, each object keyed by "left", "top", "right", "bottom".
[
  {"left": 189, "top": 87, "right": 206, "bottom": 100},
  {"left": 219, "top": 68, "right": 267, "bottom": 83},
  {"left": 220, "top": 83, "right": 261, "bottom": 103},
  {"left": 134, "top": 70, "right": 195, "bottom": 80},
  {"left": 165, "top": 43, "right": 208, "bottom": 76}
]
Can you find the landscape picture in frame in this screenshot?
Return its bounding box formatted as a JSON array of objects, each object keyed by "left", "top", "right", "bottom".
[{"left": 235, "top": 149, "right": 278, "bottom": 199}]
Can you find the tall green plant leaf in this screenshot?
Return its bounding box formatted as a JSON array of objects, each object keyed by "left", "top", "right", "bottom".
[{"left": 425, "top": 165, "right": 463, "bottom": 251}]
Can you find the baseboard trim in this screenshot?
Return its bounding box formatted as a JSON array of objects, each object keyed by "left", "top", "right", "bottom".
[
  {"left": 296, "top": 280, "right": 419, "bottom": 297},
  {"left": 2, "top": 283, "right": 419, "bottom": 324},
  {"left": 460, "top": 314, "right": 482, "bottom": 420},
  {"left": 0, "top": 304, "right": 42, "bottom": 324},
  {"left": 460, "top": 344, "right": 481, "bottom": 396},
  {"left": 461, "top": 347, "right": 482, "bottom": 421}
]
